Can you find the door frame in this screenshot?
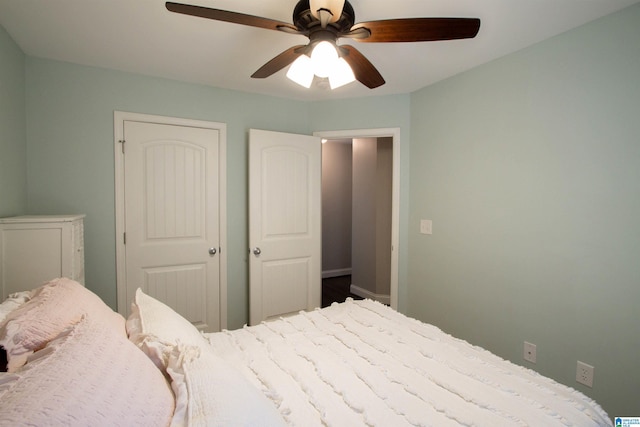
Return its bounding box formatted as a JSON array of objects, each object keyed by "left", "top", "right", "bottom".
[
  {"left": 114, "top": 111, "right": 227, "bottom": 328},
  {"left": 314, "top": 128, "right": 400, "bottom": 310}
]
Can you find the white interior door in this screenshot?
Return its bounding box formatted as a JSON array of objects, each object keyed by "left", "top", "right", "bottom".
[
  {"left": 249, "top": 129, "right": 322, "bottom": 325},
  {"left": 121, "top": 120, "right": 222, "bottom": 332}
]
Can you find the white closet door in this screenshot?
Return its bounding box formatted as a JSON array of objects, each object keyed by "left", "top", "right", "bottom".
[{"left": 123, "top": 120, "right": 221, "bottom": 332}]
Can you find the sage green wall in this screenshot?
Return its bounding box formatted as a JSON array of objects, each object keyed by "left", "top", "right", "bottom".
[
  {"left": 408, "top": 4, "right": 640, "bottom": 418},
  {"left": 24, "top": 57, "right": 310, "bottom": 329},
  {"left": 0, "top": 25, "right": 26, "bottom": 216}
]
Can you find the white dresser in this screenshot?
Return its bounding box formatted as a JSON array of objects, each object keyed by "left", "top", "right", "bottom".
[{"left": 0, "top": 215, "right": 85, "bottom": 299}]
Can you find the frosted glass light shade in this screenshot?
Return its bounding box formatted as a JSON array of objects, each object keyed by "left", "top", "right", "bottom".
[
  {"left": 328, "top": 57, "right": 355, "bottom": 89},
  {"left": 311, "top": 41, "right": 338, "bottom": 78},
  {"left": 286, "top": 41, "right": 356, "bottom": 90},
  {"left": 286, "top": 55, "right": 314, "bottom": 88},
  {"left": 309, "top": 0, "right": 345, "bottom": 23}
]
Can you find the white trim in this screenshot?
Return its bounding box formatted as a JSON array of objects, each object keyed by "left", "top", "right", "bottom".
[
  {"left": 350, "top": 284, "right": 391, "bottom": 306},
  {"left": 322, "top": 268, "right": 352, "bottom": 279},
  {"left": 314, "top": 128, "right": 400, "bottom": 311},
  {"left": 113, "top": 111, "right": 227, "bottom": 330}
]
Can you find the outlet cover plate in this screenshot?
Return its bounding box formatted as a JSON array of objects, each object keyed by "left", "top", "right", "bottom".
[{"left": 576, "top": 361, "right": 594, "bottom": 387}]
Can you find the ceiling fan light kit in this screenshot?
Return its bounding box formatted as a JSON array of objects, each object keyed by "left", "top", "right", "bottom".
[
  {"left": 285, "top": 42, "right": 355, "bottom": 89},
  {"left": 165, "top": 0, "right": 480, "bottom": 91}
]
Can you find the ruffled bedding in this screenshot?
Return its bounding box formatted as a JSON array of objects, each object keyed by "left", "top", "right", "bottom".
[
  {"left": 204, "top": 299, "right": 611, "bottom": 427},
  {"left": 0, "top": 282, "right": 612, "bottom": 426}
]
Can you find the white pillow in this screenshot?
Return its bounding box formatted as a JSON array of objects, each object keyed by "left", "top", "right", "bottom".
[
  {"left": 166, "top": 345, "right": 286, "bottom": 427},
  {"left": 0, "top": 316, "right": 175, "bottom": 426},
  {"left": 0, "top": 278, "right": 125, "bottom": 372},
  {"left": 126, "top": 288, "right": 210, "bottom": 370}
]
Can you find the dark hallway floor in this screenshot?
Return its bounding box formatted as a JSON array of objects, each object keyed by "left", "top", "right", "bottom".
[{"left": 321, "top": 275, "right": 363, "bottom": 308}]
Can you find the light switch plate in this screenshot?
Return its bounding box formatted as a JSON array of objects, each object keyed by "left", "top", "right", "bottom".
[{"left": 420, "top": 219, "right": 432, "bottom": 235}]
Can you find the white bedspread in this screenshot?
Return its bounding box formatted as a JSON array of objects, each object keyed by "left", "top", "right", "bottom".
[{"left": 205, "top": 299, "right": 610, "bottom": 426}]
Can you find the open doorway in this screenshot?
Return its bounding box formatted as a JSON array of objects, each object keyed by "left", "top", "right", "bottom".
[{"left": 317, "top": 128, "right": 400, "bottom": 309}]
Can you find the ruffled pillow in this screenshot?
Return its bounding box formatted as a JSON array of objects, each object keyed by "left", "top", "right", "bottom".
[
  {"left": 0, "top": 316, "right": 174, "bottom": 426},
  {"left": 0, "top": 278, "right": 125, "bottom": 372},
  {"left": 126, "top": 288, "right": 210, "bottom": 371}
]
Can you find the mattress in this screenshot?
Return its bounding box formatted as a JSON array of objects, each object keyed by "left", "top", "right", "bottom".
[{"left": 205, "top": 298, "right": 610, "bottom": 426}]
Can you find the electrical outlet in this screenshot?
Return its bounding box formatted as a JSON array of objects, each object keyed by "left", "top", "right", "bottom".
[
  {"left": 576, "top": 361, "right": 594, "bottom": 388},
  {"left": 523, "top": 341, "right": 536, "bottom": 364}
]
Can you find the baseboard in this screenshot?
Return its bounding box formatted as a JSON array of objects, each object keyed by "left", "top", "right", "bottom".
[
  {"left": 349, "top": 284, "right": 391, "bottom": 305},
  {"left": 322, "top": 268, "right": 352, "bottom": 279}
]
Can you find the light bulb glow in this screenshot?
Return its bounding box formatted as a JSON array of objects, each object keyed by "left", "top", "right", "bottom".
[
  {"left": 311, "top": 41, "right": 338, "bottom": 78},
  {"left": 286, "top": 41, "right": 356, "bottom": 90},
  {"left": 328, "top": 57, "right": 356, "bottom": 89},
  {"left": 286, "top": 55, "right": 314, "bottom": 88}
]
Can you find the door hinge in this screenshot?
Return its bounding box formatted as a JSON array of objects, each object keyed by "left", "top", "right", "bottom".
[
  {"left": 119, "top": 139, "right": 125, "bottom": 153},
  {"left": 123, "top": 232, "right": 126, "bottom": 245}
]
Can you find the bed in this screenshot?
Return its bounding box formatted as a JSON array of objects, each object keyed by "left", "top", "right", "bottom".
[{"left": 0, "top": 278, "right": 612, "bottom": 426}]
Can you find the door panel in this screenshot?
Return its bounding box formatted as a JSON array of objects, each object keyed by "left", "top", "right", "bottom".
[
  {"left": 262, "top": 257, "right": 310, "bottom": 319},
  {"left": 144, "top": 264, "right": 207, "bottom": 326},
  {"left": 124, "top": 121, "right": 220, "bottom": 332},
  {"left": 249, "top": 129, "right": 321, "bottom": 325},
  {"left": 143, "top": 142, "right": 204, "bottom": 239}
]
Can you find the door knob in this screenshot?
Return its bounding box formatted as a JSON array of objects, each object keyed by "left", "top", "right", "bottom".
[
  {"left": 208, "top": 247, "right": 217, "bottom": 256},
  {"left": 252, "top": 247, "right": 261, "bottom": 256}
]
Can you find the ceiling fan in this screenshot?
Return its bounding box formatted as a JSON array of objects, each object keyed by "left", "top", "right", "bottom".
[{"left": 165, "top": 0, "right": 481, "bottom": 89}]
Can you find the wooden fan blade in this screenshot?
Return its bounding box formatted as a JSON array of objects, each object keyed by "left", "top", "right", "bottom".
[
  {"left": 338, "top": 45, "right": 385, "bottom": 89},
  {"left": 352, "top": 18, "right": 480, "bottom": 43},
  {"left": 166, "top": 2, "right": 299, "bottom": 33},
  {"left": 251, "top": 45, "right": 308, "bottom": 79}
]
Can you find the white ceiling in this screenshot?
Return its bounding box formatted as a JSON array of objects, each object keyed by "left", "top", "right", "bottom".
[{"left": 1, "top": 0, "right": 638, "bottom": 101}]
